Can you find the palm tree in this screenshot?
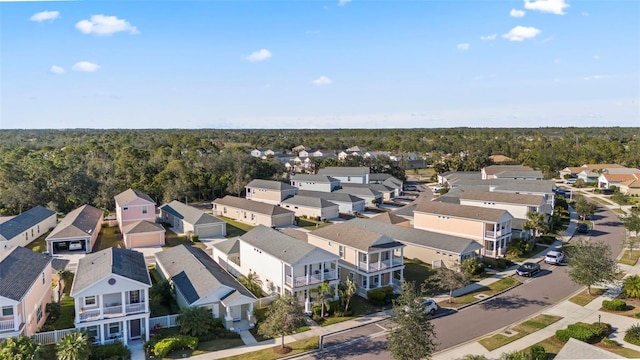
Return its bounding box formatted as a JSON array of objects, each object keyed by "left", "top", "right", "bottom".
[
  {"left": 338, "top": 278, "right": 357, "bottom": 312},
  {"left": 56, "top": 332, "right": 91, "bottom": 360},
  {"left": 314, "top": 281, "right": 333, "bottom": 318},
  {"left": 239, "top": 271, "right": 263, "bottom": 297},
  {"left": 623, "top": 275, "right": 640, "bottom": 298},
  {"left": 57, "top": 270, "right": 74, "bottom": 297},
  {"left": 0, "top": 336, "right": 41, "bottom": 360},
  {"left": 175, "top": 306, "right": 217, "bottom": 337}
]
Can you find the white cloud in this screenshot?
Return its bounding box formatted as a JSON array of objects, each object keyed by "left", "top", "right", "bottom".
[
  {"left": 30, "top": 10, "right": 59, "bottom": 22},
  {"left": 72, "top": 61, "right": 100, "bottom": 72},
  {"left": 510, "top": 9, "right": 526, "bottom": 17},
  {"left": 457, "top": 43, "right": 470, "bottom": 51},
  {"left": 311, "top": 75, "right": 332, "bottom": 86},
  {"left": 524, "top": 0, "right": 569, "bottom": 15},
  {"left": 245, "top": 49, "right": 272, "bottom": 62},
  {"left": 338, "top": 0, "right": 352, "bottom": 6},
  {"left": 502, "top": 26, "right": 541, "bottom": 41},
  {"left": 480, "top": 34, "right": 497, "bottom": 41},
  {"left": 76, "top": 15, "right": 138, "bottom": 36},
  {"left": 50, "top": 65, "right": 65, "bottom": 74}
]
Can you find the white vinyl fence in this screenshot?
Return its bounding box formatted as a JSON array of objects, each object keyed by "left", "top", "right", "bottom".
[{"left": 149, "top": 314, "right": 178, "bottom": 329}]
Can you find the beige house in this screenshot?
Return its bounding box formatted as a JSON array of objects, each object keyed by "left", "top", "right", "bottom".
[
  {"left": 122, "top": 220, "right": 165, "bottom": 248},
  {"left": 46, "top": 204, "right": 103, "bottom": 255},
  {"left": 245, "top": 179, "right": 297, "bottom": 205},
  {"left": 212, "top": 196, "right": 295, "bottom": 228},
  {"left": 308, "top": 223, "right": 405, "bottom": 297},
  {"left": 414, "top": 201, "right": 513, "bottom": 258},
  {"left": 558, "top": 164, "right": 625, "bottom": 179},
  {"left": 0, "top": 206, "right": 57, "bottom": 261},
  {"left": 481, "top": 165, "right": 542, "bottom": 180},
  {"left": 459, "top": 190, "right": 548, "bottom": 219},
  {"left": 0, "top": 247, "right": 53, "bottom": 339},
  {"left": 281, "top": 196, "right": 340, "bottom": 221}
]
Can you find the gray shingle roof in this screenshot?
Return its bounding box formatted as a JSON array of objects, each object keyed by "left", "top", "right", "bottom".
[
  {"left": 370, "top": 212, "right": 410, "bottom": 225},
  {"left": 483, "top": 165, "right": 533, "bottom": 176},
  {"left": 346, "top": 218, "right": 482, "bottom": 255},
  {"left": 114, "top": 188, "right": 156, "bottom": 206},
  {"left": 0, "top": 247, "right": 52, "bottom": 301},
  {"left": 290, "top": 174, "right": 339, "bottom": 183},
  {"left": 460, "top": 190, "right": 545, "bottom": 206},
  {"left": 0, "top": 206, "right": 56, "bottom": 241},
  {"left": 296, "top": 190, "right": 365, "bottom": 204},
  {"left": 415, "top": 201, "right": 510, "bottom": 222},
  {"left": 369, "top": 173, "right": 393, "bottom": 182},
  {"left": 493, "top": 170, "right": 543, "bottom": 179},
  {"left": 246, "top": 179, "right": 296, "bottom": 191},
  {"left": 281, "top": 196, "right": 338, "bottom": 209},
  {"left": 335, "top": 186, "right": 381, "bottom": 197},
  {"left": 310, "top": 223, "right": 403, "bottom": 251},
  {"left": 239, "top": 225, "right": 338, "bottom": 265},
  {"left": 392, "top": 203, "right": 417, "bottom": 217},
  {"left": 155, "top": 245, "right": 256, "bottom": 305},
  {"left": 213, "top": 196, "right": 295, "bottom": 216},
  {"left": 318, "top": 167, "right": 370, "bottom": 176},
  {"left": 491, "top": 181, "right": 555, "bottom": 194},
  {"left": 212, "top": 237, "right": 240, "bottom": 255},
  {"left": 122, "top": 220, "right": 165, "bottom": 235},
  {"left": 47, "top": 205, "right": 103, "bottom": 240},
  {"left": 71, "top": 247, "right": 151, "bottom": 295},
  {"left": 160, "top": 200, "right": 225, "bottom": 226}
]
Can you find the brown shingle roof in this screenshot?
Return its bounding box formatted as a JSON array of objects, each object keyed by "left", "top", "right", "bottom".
[
  {"left": 213, "top": 196, "right": 294, "bottom": 216},
  {"left": 460, "top": 190, "right": 545, "bottom": 206},
  {"left": 415, "top": 201, "right": 510, "bottom": 222},
  {"left": 309, "top": 223, "right": 403, "bottom": 251}
]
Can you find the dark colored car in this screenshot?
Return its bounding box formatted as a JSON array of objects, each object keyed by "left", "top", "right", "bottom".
[
  {"left": 516, "top": 262, "right": 541, "bottom": 277},
  {"left": 403, "top": 185, "right": 418, "bottom": 192},
  {"left": 577, "top": 223, "right": 589, "bottom": 234}
]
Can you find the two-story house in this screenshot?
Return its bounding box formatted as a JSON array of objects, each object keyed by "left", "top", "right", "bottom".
[
  {"left": 46, "top": 204, "right": 103, "bottom": 255},
  {"left": 211, "top": 225, "right": 340, "bottom": 312},
  {"left": 212, "top": 196, "right": 295, "bottom": 228},
  {"left": 318, "top": 167, "right": 370, "bottom": 184},
  {"left": 414, "top": 201, "right": 513, "bottom": 258},
  {"left": 290, "top": 174, "right": 341, "bottom": 193},
  {"left": 70, "top": 248, "right": 151, "bottom": 345},
  {"left": 0, "top": 206, "right": 57, "bottom": 261},
  {"left": 308, "top": 223, "right": 405, "bottom": 297},
  {"left": 114, "top": 189, "right": 156, "bottom": 231},
  {"left": 245, "top": 179, "right": 298, "bottom": 205},
  {"left": 0, "top": 247, "right": 53, "bottom": 339}
]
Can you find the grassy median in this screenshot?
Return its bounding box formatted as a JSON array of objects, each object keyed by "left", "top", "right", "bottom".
[{"left": 479, "top": 314, "right": 562, "bottom": 351}]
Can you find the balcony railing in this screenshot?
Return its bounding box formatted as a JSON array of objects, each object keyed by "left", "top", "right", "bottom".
[
  {"left": 126, "top": 303, "right": 145, "bottom": 314},
  {"left": 358, "top": 258, "right": 403, "bottom": 272},
  {"left": 285, "top": 270, "right": 337, "bottom": 287},
  {"left": 79, "top": 303, "right": 146, "bottom": 322},
  {"left": 0, "top": 318, "right": 16, "bottom": 332}
]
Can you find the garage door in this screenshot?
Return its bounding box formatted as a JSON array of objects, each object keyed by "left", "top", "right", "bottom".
[
  {"left": 272, "top": 215, "right": 294, "bottom": 227},
  {"left": 196, "top": 224, "right": 223, "bottom": 238}
]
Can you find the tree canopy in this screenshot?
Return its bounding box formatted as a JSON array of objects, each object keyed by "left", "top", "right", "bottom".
[{"left": 567, "top": 239, "right": 618, "bottom": 295}]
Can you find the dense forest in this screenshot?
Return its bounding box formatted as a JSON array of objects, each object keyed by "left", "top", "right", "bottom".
[{"left": 0, "top": 127, "right": 637, "bottom": 215}]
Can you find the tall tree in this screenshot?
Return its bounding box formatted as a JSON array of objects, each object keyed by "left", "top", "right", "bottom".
[
  {"left": 573, "top": 197, "right": 598, "bottom": 221},
  {"left": 314, "top": 281, "right": 334, "bottom": 318},
  {"left": 438, "top": 264, "right": 470, "bottom": 303},
  {"left": 567, "top": 239, "right": 618, "bottom": 295},
  {"left": 523, "top": 211, "right": 548, "bottom": 238},
  {"left": 387, "top": 281, "right": 437, "bottom": 360},
  {"left": 622, "top": 212, "right": 640, "bottom": 239},
  {"left": 623, "top": 275, "right": 640, "bottom": 299},
  {"left": 0, "top": 336, "right": 41, "bottom": 360},
  {"left": 56, "top": 332, "right": 91, "bottom": 360},
  {"left": 257, "top": 294, "right": 306, "bottom": 350},
  {"left": 338, "top": 277, "right": 357, "bottom": 312},
  {"left": 239, "top": 271, "right": 263, "bottom": 298}
]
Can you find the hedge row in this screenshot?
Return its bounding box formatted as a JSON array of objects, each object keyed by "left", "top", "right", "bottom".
[
  {"left": 555, "top": 322, "right": 611, "bottom": 343},
  {"left": 153, "top": 335, "right": 198, "bottom": 357},
  {"left": 602, "top": 299, "right": 628, "bottom": 311}
]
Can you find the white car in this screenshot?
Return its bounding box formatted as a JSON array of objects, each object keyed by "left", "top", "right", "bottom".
[
  {"left": 545, "top": 250, "right": 565, "bottom": 265},
  {"left": 420, "top": 298, "right": 438, "bottom": 315},
  {"left": 69, "top": 241, "right": 83, "bottom": 251}
]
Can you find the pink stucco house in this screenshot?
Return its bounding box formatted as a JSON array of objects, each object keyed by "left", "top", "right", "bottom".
[{"left": 114, "top": 189, "right": 156, "bottom": 231}]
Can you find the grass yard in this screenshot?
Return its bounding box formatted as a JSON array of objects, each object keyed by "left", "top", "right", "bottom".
[
  {"left": 296, "top": 217, "right": 330, "bottom": 230},
  {"left": 479, "top": 314, "right": 562, "bottom": 351},
  {"left": 219, "top": 337, "right": 319, "bottom": 360},
  {"left": 93, "top": 226, "right": 123, "bottom": 251},
  {"left": 163, "top": 230, "right": 206, "bottom": 249},
  {"left": 507, "top": 244, "right": 548, "bottom": 263},
  {"left": 590, "top": 197, "right": 614, "bottom": 206},
  {"left": 219, "top": 216, "right": 255, "bottom": 238},
  {"left": 192, "top": 338, "right": 246, "bottom": 354},
  {"left": 26, "top": 230, "right": 52, "bottom": 252},
  {"left": 619, "top": 250, "right": 640, "bottom": 266},
  {"left": 527, "top": 336, "right": 565, "bottom": 358},
  {"left": 42, "top": 296, "right": 75, "bottom": 330},
  {"left": 569, "top": 288, "right": 607, "bottom": 306},
  {"left": 599, "top": 297, "right": 640, "bottom": 319},
  {"left": 147, "top": 265, "right": 180, "bottom": 316},
  {"left": 403, "top": 258, "right": 436, "bottom": 285},
  {"left": 438, "top": 277, "right": 520, "bottom": 309}
]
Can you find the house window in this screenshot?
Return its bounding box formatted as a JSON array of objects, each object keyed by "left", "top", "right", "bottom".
[
  {"left": 87, "top": 326, "right": 99, "bottom": 339},
  {"left": 223, "top": 207, "right": 227, "bottom": 214},
  {"left": 373, "top": 275, "right": 379, "bottom": 287},
  {"left": 109, "top": 323, "right": 120, "bottom": 336},
  {"left": 31, "top": 229, "right": 34, "bottom": 237},
  {"left": 244, "top": 212, "right": 247, "bottom": 219},
  {"left": 85, "top": 296, "right": 97, "bottom": 307},
  {"left": 339, "top": 246, "right": 345, "bottom": 258},
  {"left": 42, "top": 272, "right": 45, "bottom": 284},
  {"left": 36, "top": 306, "right": 43, "bottom": 322},
  {"left": 142, "top": 206, "right": 148, "bottom": 214},
  {"left": 130, "top": 290, "right": 140, "bottom": 304},
  {"left": 251, "top": 214, "right": 255, "bottom": 220},
  {"left": 349, "top": 272, "right": 355, "bottom": 280},
  {"left": 1, "top": 306, "right": 13, "bottom": 316},
  {"left": 362, "top": 277, "right": 367, "bottom": 288},
  {"left": 123, "top": 207, "right": 128, "bottom": 211},
  {"left": 38, "top": 225, "right": 40, "bottom": 233}
]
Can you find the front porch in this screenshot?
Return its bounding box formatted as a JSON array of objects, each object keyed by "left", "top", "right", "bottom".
[{"left": 77, "top": 316, "right": 149, "bottom": 346}]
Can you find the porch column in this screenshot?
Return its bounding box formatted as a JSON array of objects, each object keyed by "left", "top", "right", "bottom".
[
  {"left": 122, "top": 320, "right": 128, "bottom": 346},
  {"left": 248, "top": 303, "right": 254, "bottom": 324},
  {"left": 99, "top": 324, "right": 105, "bottom": 344},
  {"left": 225, "top": 306, "right": 233, "bottom": 330},
  {"left": 99, "top": 294, "right": 104, "bottom": 318},
  {"left": 145, "top": 317, "right": 150, "bottom": 341},
  {"left": 121, "top": 292, "right": 126, "bottom": 315},
  {"left": 13, "top": 305, "right": 19, "bottom": 330},
  {"left": 291, "top": 265, "right": 295, "bottom": 290},
  {"left": 378, "top": 251, "right": 382, "bottom": 271},
  {"left": 144, "top": 288, "right": 149, "bottom": 313},
  {"left": 366, "top": 253, "right": 370, "bottom": 272},
  {"left": 75, "top": 299, "right": 80, "bottom": 324}
]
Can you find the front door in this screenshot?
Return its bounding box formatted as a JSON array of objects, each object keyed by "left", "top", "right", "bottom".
[
  {"left": 230, "top": 306, "right": 242, "bottom": 321},
  {"left": 130, "top": 319, "right": 141, "bottom": 339}
]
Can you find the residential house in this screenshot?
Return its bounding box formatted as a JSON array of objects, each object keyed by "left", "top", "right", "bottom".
[
  {"left": 160, "top": 200, "right": 226, "bottom": 238},
  {"left": 318, "top": 166, "right": 370, "bottom": 184},
  {"left": 297, "top": 190, "right": 366, "bottom": 215},
  {"left": 291, "top": 145, "right": 309, "bottom": 154},
  {"left": 342, "top": 183, "right": 395, "bottom": 202},
  {"left": 599, "top": 172, "right": 640, "bottom": 195},
  {"left": 370, "top": 212, "right": 411, "bottom": 227},
  {"left": 335, "top": 186, "right": 383, "bottom": 207},
  {"left": 281, "top": 196, "right": 340, "bottom": 221},
  {"left": 310, "top": 149, "right": 337, "bottom": 158},
  {"left": 211, "top": 225, "right": 340, "bottom": 312},
  {"left": 438, "top": 171, "right": 482, "bottom": 187},
  {"left": 121, "top": 221, "right": 165, "bottom": 249},
  {"left": 245, "top": 179, "right": 297, "bottom": 205},
  {"left": 155, "top": 245, "right": 257, "bottom": 332},
  {"left": 481, "top": 165, "right": 541, "bottom": 180},
  {"left": 308, "top": 223, "right": 405, "bottom": 297},
  {"left": 555, "top": 338, "right": 624, "bottom": 360},
  {"left": 413, "top": 201, "right": 513, "bottom": 258},
  {"left": 346, "top": 217, "right": 483, "bottom": 269},
  {"left": 369, "top": 173, "right": 403, "bottom": 197},
  {"left": 71, "top": 247, "right": 151, "bottom": 345},
  {"left": 576, "top": 167, "right": 640, "bottom": 183},
  {"left": 46, "top": 204, "right": 103, "bottom": 255},
  {"left": 290, "top": 174, "right": 341, "bottom": 192},
  {"left": 0, "top": 247, "right": 53, "bottom": 339},
  {"left": 212, "top": 196, "right": 295, "bottom": 228},
  {"left": 618, "top": 175, "right": 640, "bottom": 196},
  {"left": 0, "top": 206, "right": 57, "bottom": 261},
  {"left": 362, "top": 151, "right": 391, "bottom": 159},
  {"left": 250, "top": 148, "right": 280, "bottom": 158},
  {"left": 114, "top": 189, "right": 156, "bottom": 231},
  {"left": 558, "top": 164, "right": 625, "bottom": 179}
]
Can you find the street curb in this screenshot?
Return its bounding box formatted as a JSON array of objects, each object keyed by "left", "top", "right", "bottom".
[{"left": 443, "top": 278, "right": 524, "bottom": 312}]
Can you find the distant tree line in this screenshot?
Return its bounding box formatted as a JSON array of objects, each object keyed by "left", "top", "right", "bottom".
[{"left": 0, "top": 127, "right": 637, "bottom": 215}]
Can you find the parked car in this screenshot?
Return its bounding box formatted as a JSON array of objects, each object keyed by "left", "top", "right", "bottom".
[
  {"left": 544, "top": 250, "right": 565, "bottom": 265},
  {"left": 403, "top": 185, "right": 418, "bottom": 192},
  {"left": 516, "top": 262, "right": 541, "bottom": 277},
  {"left": 565, "top": 178, "right": 577, "bottom": 185},
  {"left": 420, "top": 298, "right": 438, "bottom": 315},
  {"left": 69, "top": 241, "right": 83, "bottom": 251},
  {"left": 577, "top": 223, "right": 589, "bottom": 234}
]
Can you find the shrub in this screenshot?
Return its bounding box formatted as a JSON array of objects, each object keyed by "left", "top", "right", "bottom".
[
  {"left": 601, "top": 338, "right": 620, "bottom": 347},
  {"left": 625, "top": 324, "right": 640, "bottom": 346},
  {"left": 32, "top": 245, "right": 45, "bottom": 253},
  {"left": 153, "top": 335, "right": 198, "bottom": 357},
  {"left": 529, "top": 345, "right": 547, "bottom": 360},
  {"left": 366, "top": 286, "right": 394, "bottom": 306},
  {"left": 46, "top": 302, "right": 61, "bottom": 321},
  {"left": 506, "top": 238, "right": 533, "bottom": 258},
  {"left": 191, "top": 235, "right": 199, "bottom": 242},
  {"left": 555, "top": 322, "right": 611, "bottom": 343},
  {"left": 90, "top": 342, "right": 131, "bottom": 360},
  {"left": 635, "top": 312, "right": 640, "bottom": 319},
  {"left": 602, "top": 299, "right": 627, "bottom": 311},
  {"left": 462, "top": 258, "right": 484, "bottom": 276}
]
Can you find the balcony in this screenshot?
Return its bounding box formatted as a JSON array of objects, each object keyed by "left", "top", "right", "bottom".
[
  {"left": 78, "top": 303, "right": 146, "bottom": 322},
  {"left": 285, "top": 270, "right": 337, "bottom": 288},
  {"left": 0, "top": 318, "right": 16, "bottom": 332},
  {"left": 358, "top": 258, "right": 403, "bottom": 272}
]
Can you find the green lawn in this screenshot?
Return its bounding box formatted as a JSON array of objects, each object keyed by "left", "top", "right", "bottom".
[
  {"left": 403, "top": 258, "right": 436, "bottom": 285},
  {"left": 479, "top": 314, "right": 562, "bottom": 351},
  {"left": 26, "top": 230, "right": 52, "bottom": 252},
  {"left": 438, "top": 277, "right": 520, "bottom": 308},
  {"left": 590, "top": 197, "right": 614, "bottom": 206},
  {"left": 163, "top": 230, "right": 206, "bottom": 249},
  {"left": 93, "top": 226, "right": 123, "bottom": 251},
  {"left": 193, "top": 338, "right": 246, "bottom": 354},
  {"left": 219, "top": 337, "right": 319, "bottom": 360},
  {"left": 569, "top": 288, "right": 607, "bottom": 306},
  {"left": 296, "top": 217, "right": 330, "bottom": 230},
  {"left": 42, "top": 296, "right": 75, "bottom": 330},
  {"left": 619, "top": 250, "right": 640, "bottom": 266},
  {"left": 148, "top": 266, "right": 180, "bottom": 316},
  {"left": 219, "top": 216, "right": 256, "bottom": 238}
]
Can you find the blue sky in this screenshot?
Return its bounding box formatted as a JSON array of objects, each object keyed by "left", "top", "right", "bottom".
[{"left": 1, "top": 0, "right": 638, "bottom": 129}]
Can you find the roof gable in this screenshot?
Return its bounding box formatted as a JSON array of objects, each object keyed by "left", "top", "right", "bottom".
[
  {"left": 213, "top": 196, "right": 294, "bottom": 216},
  {"left": 460, "top": 190, "right": 545, "bottom": 206},
  {"left": 114, "top": 188, "right": 156, "bottom": 207},
  {"left": 415, "top": 201, "right": 511, "bottom": 222},
  {"left": 246, "top": 179, "right": 296, "bottom": 191},
  {"left": 71, "top": 247, "right": 150, "bottom": 294},
  {"left": 122, "top": 220, "right": 165, "bottom": 235},
  {"left": 310, "top": 223, "right": 403, "bottom": 251},
  {"left": 47, "top": 205, "right": 103, "bottom": 240},
  {"left": 160, "top": 201, "right": 225, "bottom": 226}
]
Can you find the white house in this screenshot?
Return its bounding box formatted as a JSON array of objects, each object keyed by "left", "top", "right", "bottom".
[
  {"left": 290, "top": 174, "right": 341, "bottom": 193},
  {"left": 318, "top": 167, "right": 370, "bottom": 184},
  {"left": 0, "top": 206, "right": 56, "bottom": 261},
  {"left": 212, "top": 196, "right": 295, "bottom": 228},
  {"left": 155, "top": 245, "right": 257, "bottom": 332},
  {"left": 281, "top": 196, "right": 340, "bottom": 221},
  {"left": 244, "top": 179, "right": 297, "bottom": 205},
  {"left": 212, "top": 225, "right": 340, "bottom": 312},
  {"left": 70, "top": 248, "right": 151, "bottom": 345},
  {"left": 160, "top": 200, "right": 226, "bottom": 238},
  {"left": 297, "top": 190, "right": 366, "bottom": 215},
  {"left": 459, "top": 190, "right": 548, "bottom": 219}
]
